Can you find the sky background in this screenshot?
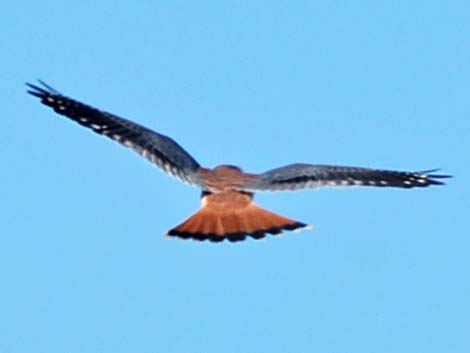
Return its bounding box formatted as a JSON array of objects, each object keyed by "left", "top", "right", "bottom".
[{"left": 1, "top": 1, "right": 469, "bottom": 352}]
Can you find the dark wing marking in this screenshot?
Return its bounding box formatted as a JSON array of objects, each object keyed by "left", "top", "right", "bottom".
[
  {"left": 27, "top": 81, "right": 204, "bottom": 187},
  {"left": 238, "top": 163, "right": 451, "bottom": 192}
]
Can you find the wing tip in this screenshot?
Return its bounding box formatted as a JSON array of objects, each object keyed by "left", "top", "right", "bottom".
[
  {"left": 417, "top": 169, "right": 452, "bottom": 187},
  {"left": 26, "top": 79, "right": 60, "bottom": 98}
]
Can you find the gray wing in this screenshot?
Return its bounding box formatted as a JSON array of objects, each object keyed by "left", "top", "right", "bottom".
[
  {"left": 238, "top": 163, "right": 450, "bottom": 192},
  {"left": 27, "top": 81, "right": 204, "bottom": 187}
]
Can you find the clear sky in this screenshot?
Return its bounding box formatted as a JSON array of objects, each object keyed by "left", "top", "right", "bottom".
[{"left": 1, "top": 1, "right": 468, "bottom": 352}]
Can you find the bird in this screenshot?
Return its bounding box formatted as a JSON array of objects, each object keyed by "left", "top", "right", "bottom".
[{"left": 26, "top": 81, "right": 450, "bottom": 243}]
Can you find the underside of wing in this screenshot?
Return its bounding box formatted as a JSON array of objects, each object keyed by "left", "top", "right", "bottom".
[
  {"left": 238, "top": 163, "right": 451, "bottom": 192},
  {"left": 27, "top": 81, "right": 204, "bottom": 187}
]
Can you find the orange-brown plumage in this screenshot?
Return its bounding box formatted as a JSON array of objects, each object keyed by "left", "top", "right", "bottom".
[
  {"left": 167, "top": 190, "right": 307, "bottom": 242},
  {"left": 27, "top": 82, "right": 450, "bottom": 243}
]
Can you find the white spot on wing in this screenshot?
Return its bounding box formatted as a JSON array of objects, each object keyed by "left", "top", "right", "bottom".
[{"left": 90, "top": 123, "right": 102, "bottom": 130}]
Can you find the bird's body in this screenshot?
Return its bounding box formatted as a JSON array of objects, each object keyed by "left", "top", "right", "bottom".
[
  {"left": 27, "top": 81, "right": 450, "bottom": 242},
  {"left": 198, "top": 165, "right": 257, "bottom": 192}
]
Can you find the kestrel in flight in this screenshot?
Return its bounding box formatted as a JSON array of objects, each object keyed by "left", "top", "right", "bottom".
[{"left": 27, "top": 81, "right": 450, "bottom": 243}]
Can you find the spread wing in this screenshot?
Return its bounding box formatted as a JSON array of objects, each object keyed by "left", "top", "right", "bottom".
[
  {"left": 27, "top": 81, "right": 204, "bottom": 187},
  {"left": 238, "top": 163, "right": 450, "bottom": 192}
]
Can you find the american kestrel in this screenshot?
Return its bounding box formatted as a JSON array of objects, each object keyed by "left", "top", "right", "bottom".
[{"left": 27, "top": 81, "right": 450, "bottom": 242}]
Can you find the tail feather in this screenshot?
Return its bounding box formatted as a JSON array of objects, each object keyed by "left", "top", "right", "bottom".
[{"left": 167, "top": 203, "right": 309, "bottom": 243}]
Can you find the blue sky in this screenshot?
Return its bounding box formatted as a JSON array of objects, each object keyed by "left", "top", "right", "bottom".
[{"left": 1, "top": 1, "right": 468, "bottom": 352}]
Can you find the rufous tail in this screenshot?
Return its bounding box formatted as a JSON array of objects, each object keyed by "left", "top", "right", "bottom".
[{"left": 166, "top": 203, "right": 310, "bottom": 243}]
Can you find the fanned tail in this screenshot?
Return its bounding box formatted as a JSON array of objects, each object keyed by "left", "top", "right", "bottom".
[{"left": 167, "top": 203, "right": 309, "bottom": 243}]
